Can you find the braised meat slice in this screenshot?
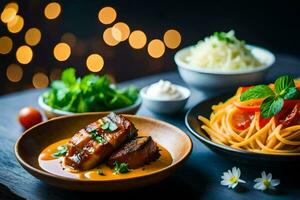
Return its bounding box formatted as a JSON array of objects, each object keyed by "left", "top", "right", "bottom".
[
  {"left": 63, "top": 113, "right": 137, "bottom": 170},
  {"left": 107, "top": 136, "right": 160, "bottom": 169}
]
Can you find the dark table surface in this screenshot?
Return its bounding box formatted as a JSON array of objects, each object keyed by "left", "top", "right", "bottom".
[{"left": 1, "top": 54, "right": 300, "bottom": 200}]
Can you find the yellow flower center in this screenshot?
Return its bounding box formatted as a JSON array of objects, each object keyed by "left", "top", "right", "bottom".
[
  {"left": 230, "top": 176, "right": 238, "bottom": 183},
  {"left": 263, "top": 179, "right": 270, "bottom": 187}
]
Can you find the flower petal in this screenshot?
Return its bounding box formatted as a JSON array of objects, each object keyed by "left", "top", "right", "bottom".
[
  {"left": 238, "top": 179, "right": 246, "bottom": 183},
  {"left": 236, "top": 168, "right": 241, "bottom": 178},
  {"left": 254, "top": 182, "right": 267, "bottom": 191},
  {"left": 266, "top": 172, "right": 272, "bottom": 180},
  {"left": 232, "top": 167, "right": 237, "bottom": 176},
  {"left": 221, "top": 180, "right": 230, "bottom": 186},
  {"left": 231, "top": 182, "right": 238, "bottom": 189},
  {"left": 271, "top": 179, "right": 280, "bottom": 186},
  {"left": 254, "top": 178, "right": 262, "bottom": 183},
  {"left": 261, "top": 171, "right": 266, "bottom": 179}
]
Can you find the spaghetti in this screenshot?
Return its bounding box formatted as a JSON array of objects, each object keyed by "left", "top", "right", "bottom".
[{"left": 199, "top": 80, "right": 300, "bottom": 155}]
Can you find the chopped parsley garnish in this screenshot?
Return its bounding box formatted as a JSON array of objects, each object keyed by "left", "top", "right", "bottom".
[
  {"left": 97, "top": 169, "right": 105, "bottom": 176},
  {"left": 213, "top": 31, "right": 235, "bottom": 43},
  {"left": 240, "top": 75, "right": 300, "bottom": 118},
  {"left": 90, "top": 130, "right": 107, "bottom": 144},
  {"left": 52, "top": 145, "right": 68, "bottom": 158},
  {"left": 100, "top": 117, "right": 118, "bottom": 132},
  {"left": 113, "top": 161, "right": 130, "bottom": 174}
]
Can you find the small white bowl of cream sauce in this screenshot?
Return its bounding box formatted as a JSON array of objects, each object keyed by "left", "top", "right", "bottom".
[{"left": 141, "top": 80, "right": 191, "bottom": 114}]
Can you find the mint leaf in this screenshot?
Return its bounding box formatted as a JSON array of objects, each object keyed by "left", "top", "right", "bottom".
[
  {"left": 283, "top": 87, "right": 300, "bottom": 100},
  {"left": 260, "top": 96, "right": 284, "bottom": 118},
  {"left": 240, "top": 85, "right": 274, "bottom": 101},
  {"left": 274, "top": 75, "right": 295, "bottom": 95}
]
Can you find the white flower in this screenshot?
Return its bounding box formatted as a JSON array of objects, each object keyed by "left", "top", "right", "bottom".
[
  {"left": 221, "top": 167, "right": 246, "bottom": 189},
  {"left": 254, "top": 171, "right": 280, "bottom": 191}
]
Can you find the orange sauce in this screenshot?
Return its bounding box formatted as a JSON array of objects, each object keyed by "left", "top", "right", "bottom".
[{"left": 38, "top": 138, "right": 173, "bottom": 180}]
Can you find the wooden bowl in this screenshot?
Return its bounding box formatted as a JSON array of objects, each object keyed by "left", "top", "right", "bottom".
[{"left": 15, "top": 113, "right": 192, "bottom": 191}]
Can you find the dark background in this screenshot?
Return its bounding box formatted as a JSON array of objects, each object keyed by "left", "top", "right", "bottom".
[{"left": 0, "top": 0, "right": 299, "bottom": 95}]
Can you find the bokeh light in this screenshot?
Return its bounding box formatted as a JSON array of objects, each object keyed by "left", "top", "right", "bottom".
[
  {"left": 16, "top": 45, "right": 33, "bottom": 64},
  {"left": 7, "top": 15, "right": 24, "bottom": 33},
  {"left": 5, "top": 2, "right": 19, "bottom": 13},
  {"left": 86, "top": 54, "right": 104, "bottom": 72},
  {"left": 6, "top": 64, "right": 23, "bottom": 82},
  {"left": 0, "top": 36, "right": 13, "bottom": 54},
  {"left": 147, "top": 39, "right": 165, "bottom": 58},
  {"left": 98, "top": 7, "right": 117, "bottom": 25},
  {"left": 32, "top": 72, "right": 49, "bottom": 88},
  {"left": 1, "top": 8, "right": 17, "bottom": 23},
  {"left": 25, "top": 28, "right": 42, "bottom": 46},
  {"left": 61, "top": 32, "right": 77, "bottom": 47},
  {"left": 112, "top": 22, "right": 130, "bottom": 42},
  {"left": 50, "top": 68, "right": 61, "bottom": 81},
  {"left": 128, "top": 30, "right": 147, "bottom": 49},
  {"left": 163, "top": 29, "right": 181, "bottom": 49},
  {"left": 53, "top": 43, "right": 71, "bottom": 61},
  {"left": 44, "top": 2, "right": 61, "bottom": 20},
  {"left": 103, "top": 27, "right": 120, "bottom": 46}
]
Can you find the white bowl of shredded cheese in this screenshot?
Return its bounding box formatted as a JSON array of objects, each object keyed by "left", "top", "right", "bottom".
[{"left": 175, "top": 30, "right": 275, "bottom": 90}]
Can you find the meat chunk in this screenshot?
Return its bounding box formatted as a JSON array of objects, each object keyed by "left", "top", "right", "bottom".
[
  {"left": 64, "top": 113, "right": 137, "bottom": 170},
  {"left": 107, "top": 136, "right": 160, "bottom": 169}
]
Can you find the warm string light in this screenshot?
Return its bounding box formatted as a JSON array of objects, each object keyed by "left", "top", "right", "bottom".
[
  {"left": 98, "top": 7, "right": 117, "bottom": 25},
  {"left": 1, "top": 7, "right": 17, "bottom": 23},
  {"left": 44, "top": 2, "right": 61, "bottom": 20},
  {"left": 25, "top": 28, "right": 42, "bottom": 46},
  {"left": 6, "top": 64, "right": 23, "bottom": 82},
  {"left": 53, "top": 43, "right": 71, "bottom": 61},
  {"left": 163, "top": 29, "right": 181, "bottom": 49},
  {"left": 16, "top": 45, "right": 33, "bottom": 64},
  {"left": 0, "top": 36, "right": 13, "bottom": 54},
  {"left": 86, "top": 54, "right": 104, "bottom": 72},
  {"left": 32, "top": 72, "right": 49, "bottom": 88},
  {"left": 7, "top": 15, "right": 24, "bottom": 33},
  {"left": 128, "top": 30, "right": 147, "bottom": 49},
  {"left": 112, "top": 22, "right": 130, "bottom": 42},
  {"left": 1, "top": 2, "right": 183, "bottom": 90},
  {"left": 147, "top": 39, "right": 165, "bottom": 58},
  {"left": 103, "top": 27, "right": 120, "bottom": 46}
]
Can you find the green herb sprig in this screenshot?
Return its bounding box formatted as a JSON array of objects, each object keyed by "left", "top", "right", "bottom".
[
  {"left": 100, "top": 117, "right": 118, "bottom": 132},
  {"left": 240, "top": 75, "right": 300, "bottom": 118},
  {"left": 113, "top": 161, "right": 130, "bottom": 174},
  {"left": 90, "top": 130, "right": 107, "bottom": 144},
  {"left": 52, "top": 145, "right": 68, "bottom": 158},
  {"left": 213, "top": 31, "right": 235, "bottom": 43}
]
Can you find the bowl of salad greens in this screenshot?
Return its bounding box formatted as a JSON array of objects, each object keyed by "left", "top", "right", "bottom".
[{"left": 38, "top": 68, "right": 141, "bottom": 119}]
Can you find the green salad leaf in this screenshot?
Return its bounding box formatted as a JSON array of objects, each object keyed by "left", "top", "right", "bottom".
[{"left": 43, "top": 68, "right": 139, "bottom": 113}]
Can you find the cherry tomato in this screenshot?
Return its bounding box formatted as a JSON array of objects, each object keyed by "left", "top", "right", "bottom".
[
  {"left": 18, "top": 107, "right": 43, "bottom": 129},
  {"left": 232, "top": 109, "right": 254, "bottom": 130},
  {"left": 277, "top": 103, "right": 300, "bottom": 128},
  {"left": 240, "top": 86, "right": 253, "bottom": 93},
  {"left": 259, "top": 115, "right": 272, "bottom": 128}
]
